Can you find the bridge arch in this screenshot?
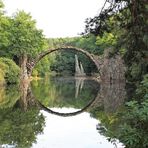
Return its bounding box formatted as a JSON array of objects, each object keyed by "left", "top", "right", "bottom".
[
  {"left": 37, "top": 91, "right": 99, "bottom": 117},
  {"left": 28, "top": 46, "right": 101, "bottom": 76}
]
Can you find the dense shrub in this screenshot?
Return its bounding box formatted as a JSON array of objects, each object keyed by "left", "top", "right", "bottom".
[
  {"left": 97, "top": 74, "right": 148, "bottom": 148},
  {"left": 32, "top": 69, "right": 38, "bottom": 77},
  {"left": 0, "top": 61, "right": 8, "bottom": 85},
  {"left": 0, "top": 58, "right": 20, "bottom": 84},
  {"left": 115, "top": 74, "right": 148, "bottom": 148},
  {"left": 0, "top": 69, "right": 5, "bottom": 85}
]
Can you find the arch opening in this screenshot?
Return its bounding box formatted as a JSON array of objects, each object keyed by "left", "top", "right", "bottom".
[{"left": 28, "top": 46, "right": 100, "bottom": 76}]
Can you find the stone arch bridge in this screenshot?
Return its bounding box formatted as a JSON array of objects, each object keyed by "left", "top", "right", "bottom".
[{"left": 27, "top": 46, "right": 102, "bottom": 76}]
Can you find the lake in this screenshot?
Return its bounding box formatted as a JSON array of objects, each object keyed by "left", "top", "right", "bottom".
[{"left": 0, "top": 76, "right": 125, "bottom": 148}]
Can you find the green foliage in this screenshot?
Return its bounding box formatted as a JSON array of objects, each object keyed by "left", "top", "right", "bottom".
[
  {"left": 0, "top": 9, "right": 48, "bottom": 74},
  {"left": 1, "top": 0, "right": 114, "bottom": 77},
  {"left": 0, "top": 0, "right": 4, "bottom": 7},
  {"left": 50, "top": 51, "right": 75, "bottom": 75},
  {"left": 0, "top": 61, "right": 7, "bottom": 84},
  {"left": 126, "top": 62, "right": 142, "bottom": 83},
  {"left": 0, "top": 4, "right": 48, "bottom": 80},
  {"left": 96, "top": 75, "right": 148, "bottom": 148},
  {"left": 96, "top": 32, "right": 117, "bottom": 51},
  {"left": 0, "top": 15, "right": 11, "bottom": 57},
  {"left": 85, "top": 0, "right": 148, "bottom": 84},
  {"left": 0, "top": 0, "right": 4, "bottom": 15},
  {"left": 134, "top": 74, "right": 148, "bottom": 101},
  {"left": 0, "top": 85, "right": 20, "bottom": 109},
  {"left": 35, "top": 34, "right": 108, "bottom": 76},
  {"left": 50, "top": 50, "right": 98, "bottom": 75},
  {"left": 32, "top": 69, "right": 38, "bottom": 77},
  {"left": 31, "top": 77, "right": 99, "bottom": 108},
  {"left": 0, "top": 58, "right": 20, "bottom": 84},
  {"left": 0, "top": 69, "right": 5, "bottom": 84},
  {"left": 0, "top": 1, "right": 52, "bottom": 79},
  {"left": 73, "top": 35, "right": 101, "bottom": 55},
  {"left": 0, "top": 81, "right": 44, "bottom": 147},
  {"left": 116, "top": 103, "right": 148, "bottom": 147},
  {"left": 47, "top": 36, "right": 100, "bottom": 75},
  {"left": 0, "top": 107, "right": 45, "bottom": 148},
  {"left": 9, "top": 11, "right": 46, "bottom": 58},
  {"left": 34, "top": 54, "right": 56, "bottom": 76}
]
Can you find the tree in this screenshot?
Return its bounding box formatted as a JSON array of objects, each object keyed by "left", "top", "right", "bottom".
[
  {"left": 0, "top": 3, "right": 48, "bottom": 79},
  {"left": 0, "top": 0, "right": 4, "bottom": 15},
  {"left": 7, "top": 11, "right": 47, "bottom": 79},
  {"left": 95, "top": 74, "right": 148, "bottom": 148},
  {"left": 84, "top": 0, "right": 148, "bottom": 85},
  {"left": 0, "top": 1, "right": 12, "bottom": 57},
  {"left": 47, "top": 37, "right": 99, "bottom": 75}
]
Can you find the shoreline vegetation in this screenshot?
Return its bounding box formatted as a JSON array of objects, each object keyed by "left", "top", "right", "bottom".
[
  {"left": 0, "top": 0, "right": 147, "bottom": 147},
  {"left": 0, "top": 58, "right": 20, "bottom": 85},
  {"left": 30, "top": 72, "right": 101, "bottom": 81}
]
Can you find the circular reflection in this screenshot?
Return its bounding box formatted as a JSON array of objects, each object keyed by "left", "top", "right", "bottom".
[
  {"left": 32, "top": 77, "right": 100, "bottom": 117},
  {"left": 37, "top": 91, "right": 100, "bottom": 117},
  {"left": 28, "top": 46, "right": 100, "bottom": 76}
]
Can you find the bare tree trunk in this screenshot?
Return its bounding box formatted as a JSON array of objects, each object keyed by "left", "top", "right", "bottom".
[
  {"left": 19, "top": 79, "right": 30, "bottom": 111},
  {"left": 19, "top": 54, "right": 29, "bottom": 111},
  {"left": 19, "top": 54, "right": 28, "bottom": 80}
]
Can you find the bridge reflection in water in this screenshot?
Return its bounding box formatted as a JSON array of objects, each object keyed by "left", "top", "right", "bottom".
[
  {"left": 18, "top": 76, "right": 126, "bottom": 117},
  {"left": 0, "top": 76, "right": 126, "bottom": 148},
  {"left": 17, "top": 75, "right": 126, "bottom": 116},
  {"left": 31, "top": 77, "right": 100, "bottom": 116},
  {"left": 37, "top": 77, "right": 99, "bottom": 117}
]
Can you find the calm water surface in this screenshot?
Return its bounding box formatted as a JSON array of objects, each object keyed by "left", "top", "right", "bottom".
[{"left": 0, "top": 77, "right": 125, "bottom": 148}]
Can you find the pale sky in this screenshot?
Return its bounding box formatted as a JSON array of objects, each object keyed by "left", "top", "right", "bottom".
[{"left": 3, "top": 0, "right": 105, "bottom": 38}]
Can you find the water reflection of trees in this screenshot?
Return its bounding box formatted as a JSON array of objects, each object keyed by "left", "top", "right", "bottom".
[
  {"left": 0, "top": 107, "right": 45, "bottom": 148},
  {"left": 0, "top": 77, "right": 127, "bottom": 148},
  {"left": 38, "top": 91, "right": 100, "bottom": 117},
  {"left": 0, "top": 85, "right": 20, "bottom": 109},
  {"left": 88, "top": 82, "right": 127, "bottom": 148},
  {"left": 31, "top": 77, "right": 99, "bottom": 109},
  {"left": 0, "top": 83, "right": 45, "bottom": 148},
  {"left": 0, "top": 77, "right": 100, "bottom": 147},
  {"left": 94, "top": 77, "right": 148, "bottom": 148},
  {"left": 31, "top": 77, "right": 126, "bottom": 117},
  {"left": 94, "top": 101, "right": 148, "bottom": 148}
]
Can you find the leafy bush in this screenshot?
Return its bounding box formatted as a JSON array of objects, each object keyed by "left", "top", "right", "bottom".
[
  {"left": 0, "top": 58, "right": 20, "bottom": 84},
  {"left": 115, "top": 75, "right": 148, "bottom": 148},
  {"left": 97, "top": 74, "right": 148, "bottom": 148},
  {"left": 134, "top": 74, "right": 148, "bottom": 101},
  {"left": 32, "top": 69, "right": 38, "bottom": 77},
  {"left": 0, "top": 61, "right": 8, "bottom": 85},
  {"left": 0, "top": 69, "right": 5, "bottom": 85}
]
